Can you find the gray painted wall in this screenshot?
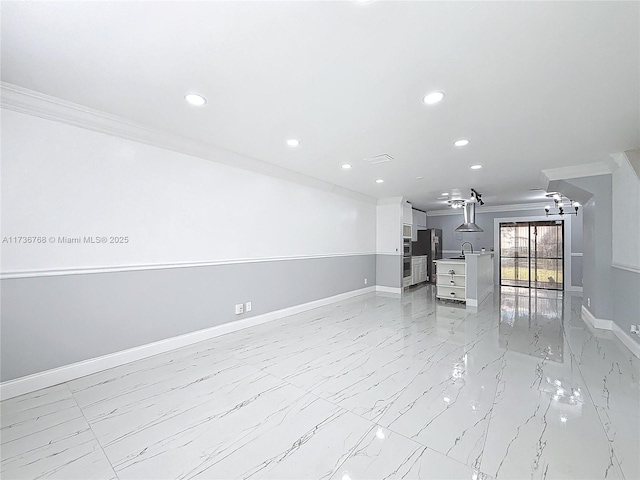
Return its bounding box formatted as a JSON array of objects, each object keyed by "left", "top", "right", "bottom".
[
  {"left": 563, "top": 175, "right": 613, "bottom": 320},
  {"left": 426, "top": 211, "right": 503, "bottom": 253},
  {"left": 571, "top": 208, "right": 584, "bottom": 287},
  {"left": 571, "top": 257, "right": 583, "bottom": 288},
  {"left": 562, "top": 174, "right": 639, "bottom": 345},
  {"left": 571, "top": 208, "right": 584, "bottom": 252},
  {"left": 376, "top": 254, "right": 402, "bottom": 288},
  {"left": 427, "top": 208, "right": 582, "bottom": 288},
  {"left": 427, "top": 208, "right": 580, "bottom": 253},
  {"left": 0, "top": 254, "right": 375, "bottom": 382},
  {"left": 613, "top": 267, "right": 640, "bottom": 347}
]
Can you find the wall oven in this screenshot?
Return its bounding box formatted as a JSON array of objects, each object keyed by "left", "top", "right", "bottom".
[
  {"left": 403, "top": 256, "right": 412, "bottom": 278},
  {"left": 403, "top": 238, "right": 412, "bottom": 280},
  {"left": 403, "top": 238, "right": 412, "bottom": 256}
]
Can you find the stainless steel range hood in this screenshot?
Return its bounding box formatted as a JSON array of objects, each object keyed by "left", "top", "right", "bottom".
[{"left": 455, "top": 202, "right": 484, "bottom": 232}]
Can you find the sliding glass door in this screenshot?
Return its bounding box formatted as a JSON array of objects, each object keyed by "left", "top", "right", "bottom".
[{"left": 500, "top": 221, "right": 564, "bottom": 290}]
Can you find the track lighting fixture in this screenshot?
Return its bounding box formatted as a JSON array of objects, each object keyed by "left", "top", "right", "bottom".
[{"left": 470, "top": 188, "right": 484, "bottom": 205}]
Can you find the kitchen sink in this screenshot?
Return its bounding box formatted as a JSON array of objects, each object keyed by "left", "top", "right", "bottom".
[{"left": 447, "top": 255, "right": 466, "bottom": 259}]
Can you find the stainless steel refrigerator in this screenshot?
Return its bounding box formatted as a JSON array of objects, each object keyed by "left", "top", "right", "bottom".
[{"left": 412, "top": 228, "right": 442, "bottom": 283}]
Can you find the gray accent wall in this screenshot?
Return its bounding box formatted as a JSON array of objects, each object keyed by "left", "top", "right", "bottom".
[
  {"left": 571, "top": 210, "right": 584, "bottom": 288},
  {"left": 570, "top": 208, "right": 584, "bottom": 252},
  {"left": 561, "top": 175, "right": 613, "bottom": 320},
  {"left": 613, "top": 267, "right": 640, "bottom": 347},
  {"left": 571, "top": 257, "right": 583, "bottom": 288},
  {"left": 0, "top": 254, "right": 376, "bottom": 382},
  {"left": 426, "top": 212, "right": 503, "bottom": 253},
  {"left": 427, "top": 208, "right": 579, "bottom": 253},
  {"left": 561, "top": 174, "right": 639, "bottom": 346},
  {"left": 376, "top": 254, "right": 402, "bottom": 288},
  {"left": 427, "top": 208, "right": 583, "bottom": 288}
]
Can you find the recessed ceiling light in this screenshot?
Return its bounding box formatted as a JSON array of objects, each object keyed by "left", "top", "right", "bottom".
[
  {"left": 375, "top": 179, "right": 384, "bottom": 184},
  {"left": 470, "top": 164, "right": 483, "bottom": 170},
  {"left": 422, "top": 91, "right": 445, "bottom": 105},
  {"left": 441, "top": 192, "right": 449, "bottom": 196},
  {"left": 184, "top": 93, "right": 207, "bottom": 106},
  {"left": 286, "top": 139, "right": 300, "bottom": 147},
  {"left": 454, "top": 139, "right": 470, "bottom": 147},
  {"left": 416, "top": 176, "right": 424, "bottom": 180},
  {"left": 342, "top": 164, "right": 352, "bottom": 169}
]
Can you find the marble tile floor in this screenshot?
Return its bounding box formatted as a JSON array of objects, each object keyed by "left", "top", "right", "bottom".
[{"left": 1, "top": 285, "right": 638, "bottom": 480}]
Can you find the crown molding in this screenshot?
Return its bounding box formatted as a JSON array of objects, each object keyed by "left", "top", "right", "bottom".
[
  {"left": 427, "top": 202, "right": 549, "bottom": 216},
  {"left": 377, "top": 196, "right": 404, "bottom": 206},
  {"left": 0, "top": 82, "right": 377, "bottom": 205},
  {"left": 616, "top": 150, "right": 640, "bottom": 181},
  {"left": 541, "top": 162, "right": 613, "bottom": 183}
]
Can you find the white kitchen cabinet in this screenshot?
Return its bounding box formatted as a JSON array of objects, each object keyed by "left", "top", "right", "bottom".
[
  {"left": 410, "top": 255, "right": 428, "bottom": 285},
  {"left": 413, "top": 209, "right": 427, "bottom": 227},
  {"left": 411, "top": 259, "right": 420, "bottom": 285},
  {"left": 403, "top": 201, "right": 413, "bottom": 225},
  {"left": 419, "top": 257, "right": 427, "bottom": 282},
  {"left": 435, "top": 259, "right": 466, "bottom": 302},
  {"left": 411, "top": 209, "right": 427, "bottom": 241}
]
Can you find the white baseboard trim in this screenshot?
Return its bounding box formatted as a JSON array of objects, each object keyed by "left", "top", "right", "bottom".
[
  {"left": 581, "top": 305, "right": 640, "bottom": 359},
  {"left": 376, "top": 285, "right": 402, "bottom": 294},
  {"left": 611, "top": 322, "right": 640, "bottom": 360},
  {"left": 581, "top": 305, "right": 613, "bottom": 330},
  {"left": 0, "top": 285, "right": 376, "bottom": 400}
]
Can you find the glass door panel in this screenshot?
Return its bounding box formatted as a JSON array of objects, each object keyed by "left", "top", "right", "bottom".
[
  {"left": 500, "top": 221, "right": 563, "bottom": 290},
  {"left": 532, "top": 258, "right": 563, "bottom": 289}
]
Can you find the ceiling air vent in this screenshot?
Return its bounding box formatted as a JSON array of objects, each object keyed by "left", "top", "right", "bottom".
[{"left": 364, "top": 154, "right": 394, "bottom": 164}]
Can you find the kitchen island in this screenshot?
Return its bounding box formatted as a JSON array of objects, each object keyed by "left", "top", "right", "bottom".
[{"left": 434, "top": 253, "right": 493, "bottom": 306}]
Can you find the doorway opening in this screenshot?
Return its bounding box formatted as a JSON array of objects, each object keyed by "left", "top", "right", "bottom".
[{"left": 499, "top": 221, "right": 564, "bottom": 290}]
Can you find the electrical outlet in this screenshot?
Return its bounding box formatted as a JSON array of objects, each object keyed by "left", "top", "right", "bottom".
[
  {"left": 364, "top": 278, "right": 368, "bottom": 285},
  {"left": 587, "top": 298, "right": 591, "bottom": 307},
  {"left": 631, "top": 325, "right": 640, "bottom": 335},
  {"left": 235, "top": 304, "right": 244, "bottom": 315},
  {"left": 246, "top": 301, "right": 252, "bottom": 312}
]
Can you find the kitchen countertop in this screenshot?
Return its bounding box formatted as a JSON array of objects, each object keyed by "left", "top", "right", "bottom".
[{"left": 437, "top": 252, "right": 494, "bottom": 262}]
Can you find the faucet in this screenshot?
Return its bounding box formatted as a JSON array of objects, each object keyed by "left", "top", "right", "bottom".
[{"left": 461, "top": 242, "right": 474, "bottom": 256}]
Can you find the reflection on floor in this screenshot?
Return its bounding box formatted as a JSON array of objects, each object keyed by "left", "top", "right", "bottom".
[
  {"left": 499, "top": 287, "right": 564, "bottom": 362},
  {"left": 1, "top": 286, "right": 638, "bottom": 479}
]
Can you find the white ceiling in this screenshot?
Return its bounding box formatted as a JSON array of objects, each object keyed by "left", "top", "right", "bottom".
[{"left": 2, "top": 1, "right": 638, "bottom": 210}]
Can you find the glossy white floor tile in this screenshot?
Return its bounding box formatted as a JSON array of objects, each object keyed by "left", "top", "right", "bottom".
[
  {"left": 1, "top": 285, "right": 638, "bottom": 479},
  {"left": 480, "top": 381, "right": 623, "bottom": 479},
  {"left": 0, "top": 385, "right": 117, "bottom": 479},
  {"left": 331, "top": 426, "right": 489, "bottom": 480},
  {"left": 596, "top": 406, "right": 640, "bottom": 480}
]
